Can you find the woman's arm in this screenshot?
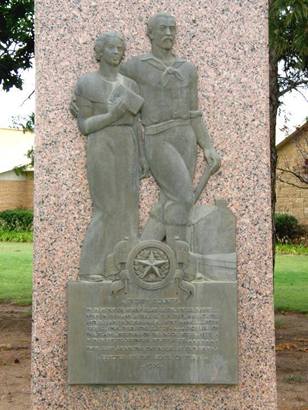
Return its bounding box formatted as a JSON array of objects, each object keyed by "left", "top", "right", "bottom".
[{"left": 74, "top": 94, "right": 127, "bottom": 136}]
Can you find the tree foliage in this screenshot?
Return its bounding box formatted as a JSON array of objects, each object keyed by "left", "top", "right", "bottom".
[
  {"left": 269, "top": 0, "right": 308, "bottom": 99},
  {"left": 12, "top": 111, "right": 35, "bottom": 133},
  {"left": 12, "top": 112, "right": 35, "bottom": 176},
  {"left": 0, "top": 0, "right": 34, "bottom": 91}
]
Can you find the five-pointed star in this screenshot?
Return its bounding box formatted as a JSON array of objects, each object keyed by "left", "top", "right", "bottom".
[{"left": 136, "top": 250, "right": 168, "bottom": 279}]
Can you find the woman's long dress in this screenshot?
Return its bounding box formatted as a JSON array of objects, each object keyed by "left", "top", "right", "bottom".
[{"left": 74, "top": 72, "right": 140, "bottom": 278}]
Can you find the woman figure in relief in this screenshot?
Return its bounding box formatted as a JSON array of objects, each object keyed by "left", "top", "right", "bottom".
[{"left": 71, "top": 32, "right": 144, "bottom": 281}]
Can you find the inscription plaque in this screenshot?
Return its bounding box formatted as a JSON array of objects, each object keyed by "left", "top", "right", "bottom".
[{"left": 68, "top": 281, "right": 237, "bottom": 384}]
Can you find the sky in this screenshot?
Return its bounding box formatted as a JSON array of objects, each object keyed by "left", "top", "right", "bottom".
[
  {"left": 0, "top": 67, "right": 35, "bottom": 129},
  {"left": 276, "top": 88, "right": 308, "bottom": 142},
  {"left": 0, "top": 66, "right": 307, "bottom": 143}
]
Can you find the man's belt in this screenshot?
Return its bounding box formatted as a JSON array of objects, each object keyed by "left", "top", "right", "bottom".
[{"left": 144, "top": 119, "right": 190, "bottom": 135}]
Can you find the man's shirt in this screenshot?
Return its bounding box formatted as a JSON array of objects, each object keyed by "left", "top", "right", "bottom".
[{"left": 121, "top": 54, "right": 200, "bottom": 127}]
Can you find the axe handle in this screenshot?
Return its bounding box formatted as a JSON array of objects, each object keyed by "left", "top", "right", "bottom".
[{"left": 193, "top": 165, "right": 215, "bottom": 203}]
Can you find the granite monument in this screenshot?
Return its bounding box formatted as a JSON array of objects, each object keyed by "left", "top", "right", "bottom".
[{"left": 33, "top": 0, "right": 276, "bottom": 407}]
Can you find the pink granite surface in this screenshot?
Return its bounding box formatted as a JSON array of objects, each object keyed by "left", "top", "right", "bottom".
[{"left": 33, "top": 0, "right": 276, "bottom": 408}]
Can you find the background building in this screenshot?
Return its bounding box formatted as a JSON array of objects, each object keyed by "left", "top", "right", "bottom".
[
  {"left": 276, "top": 121, "right": 308, "bottom": 228},
  {"left": 0, "top": 128, "right": 34, "bottom": 211}
]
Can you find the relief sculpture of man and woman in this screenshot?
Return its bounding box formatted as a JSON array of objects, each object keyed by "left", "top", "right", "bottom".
[{"left": 70, "top": 12, "right": 221, "bottom": 282}]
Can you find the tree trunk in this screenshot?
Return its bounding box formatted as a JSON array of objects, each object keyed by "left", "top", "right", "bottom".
[{"left": 269, "top": 48, "right": 279, "bottom": 267}]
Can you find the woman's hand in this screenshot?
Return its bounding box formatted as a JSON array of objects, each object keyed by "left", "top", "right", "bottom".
[{"left": 109, "top": 100, "right": 128, "bottom": 122}]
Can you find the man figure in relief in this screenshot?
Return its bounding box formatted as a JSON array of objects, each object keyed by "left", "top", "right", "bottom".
[{"left": 120, "top": 12, "right": 221, "bottom": 246}]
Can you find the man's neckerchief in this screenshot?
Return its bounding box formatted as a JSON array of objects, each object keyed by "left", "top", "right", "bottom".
[{"left": 141, "top": 54, "right": 186, "bottom": 87}]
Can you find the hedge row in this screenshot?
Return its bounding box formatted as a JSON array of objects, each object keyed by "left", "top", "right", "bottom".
[{"left": 0, "top": 209, "right": 33, "bottom": 232}]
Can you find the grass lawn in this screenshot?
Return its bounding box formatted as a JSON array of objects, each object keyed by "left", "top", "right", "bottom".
[
  {"left": 0, "top": 242, "right": 307, "bottom": 312},
  {"left": 276, "top": 243, "right": 308, "bottom": 255},
  {"left": 275, "top": 254, "right": 308, "bottom": 313},
  {"left": 0, "top": 242, "right": 32, "bottom": 305}
]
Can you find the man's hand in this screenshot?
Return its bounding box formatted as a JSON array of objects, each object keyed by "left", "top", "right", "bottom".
[
  {"left": 204, "top": 148, "right": 221, "bottom": 174},
  {"left": 70, "top": 98, "right": 79, "bottom": 118},
  {"left": 139, "top": 155, "right": 150, "bottom": 179}
]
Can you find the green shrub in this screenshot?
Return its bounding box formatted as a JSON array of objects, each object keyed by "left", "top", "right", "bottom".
[
  {"left": 0, "top": 230, "right": 33, "bottom": 242},
  {"left": 0, "top": 209, "right": 33, "bottom": 232},
  {"left": 274, "top": 213, "right": 303, "bottom": 243}
]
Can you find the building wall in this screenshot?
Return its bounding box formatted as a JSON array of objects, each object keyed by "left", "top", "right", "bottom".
[
  {"left": 0, "top": 172, "right": 34, "bottom": 211},
  {"left": 276, "top": 125, "right": 308, "bottom": 227},
  {"left": 0, "top": 128, "right": 34, "bottom": 211}
]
